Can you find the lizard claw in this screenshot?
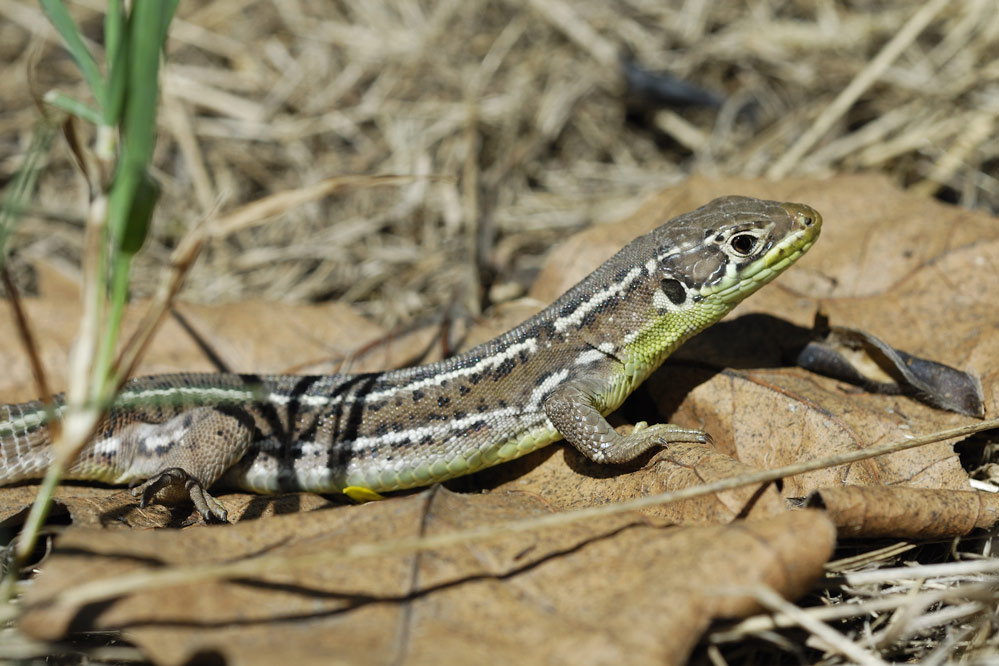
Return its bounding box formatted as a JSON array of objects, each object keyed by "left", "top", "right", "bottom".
[
  {"left": 133, "top": 468, "right": 229, "bottom": 522},
  {"left": 188, "top": 484, "right": 229, "bottom": 523}
]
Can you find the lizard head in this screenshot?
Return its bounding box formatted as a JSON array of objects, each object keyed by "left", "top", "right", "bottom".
[{"left": 620, "top": 195, "right": 821, "bottom": 365}]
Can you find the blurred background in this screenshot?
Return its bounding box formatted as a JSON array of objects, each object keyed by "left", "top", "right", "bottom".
[{"left": 1, "top": 0, "right": 996, "bottom": 327}]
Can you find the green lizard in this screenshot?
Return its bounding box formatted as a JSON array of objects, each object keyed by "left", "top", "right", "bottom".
[{"left": 0, "top": 196, "right": 820, "bottom": 521}]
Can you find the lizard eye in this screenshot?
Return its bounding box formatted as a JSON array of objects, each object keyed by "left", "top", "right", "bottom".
[{"left": 728, "top": 233, "right": 759, "bottom": 257}]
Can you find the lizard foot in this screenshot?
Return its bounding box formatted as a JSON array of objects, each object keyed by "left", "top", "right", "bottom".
[{"left": 132, "top": 468, "right": 229, "bottom": 522}]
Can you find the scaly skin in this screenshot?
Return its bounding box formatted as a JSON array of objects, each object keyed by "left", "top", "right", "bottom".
[{"left": 0, "top": 196, "right": 821, "bottom": 520}]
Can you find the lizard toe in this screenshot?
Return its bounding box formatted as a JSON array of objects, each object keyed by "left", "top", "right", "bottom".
[
  {"left": 186, "top": 480, "right": 229, "bottom": 522},
  {"left": 132, "top": 468, "right": 228, "bottom": 522},
  {"left": 133, "top": 467, "right": 189, "bottom": 507}
]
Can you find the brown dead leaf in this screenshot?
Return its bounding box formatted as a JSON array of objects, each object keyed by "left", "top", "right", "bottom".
[
  {"left": 807, "top": 486, "right": 999, "bottom": 538},
  {"left": 0, "top": 484, "right": 175, "bottom": 530},
  {"left": 520, "top": 174, "right": 994, "bottom": 513},
  {"left": 5, "top": 176, "right": 996, "bottom": 666},
  {"left": 459, "top": 439, "right": 787, "bottom": 525},
  {"left": 4, "top": 174, "right": 994, "bottom": 531},
  {"left": 0, "top": 483, "right": 339, "bottom": 530},
  {"left": 19, "top": 488, "right": 836, "bottom": 666},
  {"left": 0, "top": 291, "right": 210, "bottom": 404},
  {"left": 534, "top": 174, "right": 997, "bottom": 326},
  {"left": 0, "top": 276, "right": 423, "bottom": 404},
  {"left": 0, "top": 270, "right": 451, "bottom": 406},
  {"left": 173, "top": 300, "right": 388, "bottom": 374},
  {"left": 666, "top": 366, "right": 971, "bottom": 494},
  {"left": 796, "top": 325, "right": 985, "bottom": 417},
  {"left": 817, "top": 236, "right": 999, "bottom": 413}
]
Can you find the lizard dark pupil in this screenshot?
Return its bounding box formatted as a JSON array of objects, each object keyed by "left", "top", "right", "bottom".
[
  {"left": 731, "top": 234, "right": 756, "bottom": 255},
  {"left": 660, "top": 278, "right": 686, "bottom": 305}
]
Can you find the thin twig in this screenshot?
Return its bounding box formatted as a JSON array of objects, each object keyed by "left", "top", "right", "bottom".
[
  {"left": 711, "top": 583, "right": 996, "bottom": 642},
  {"left": 840, "top": 557, "right": 999, "bottom": 586},
  {"left": 1, "top": 267, "right": 52, "bottom": 406},
  {"left": 749, "top": 584, "right": 890, "bottom": 666}
]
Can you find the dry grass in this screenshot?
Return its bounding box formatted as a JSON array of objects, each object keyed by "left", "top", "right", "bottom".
[
  {"left": 705, "top": 539, "right": 999, "bottom": 665},
  {"left": 1, "top": 0, "right": 999, "bottom": 663},
  {"left": 3, "top": 0, "right": 997, "bottom": 325}
]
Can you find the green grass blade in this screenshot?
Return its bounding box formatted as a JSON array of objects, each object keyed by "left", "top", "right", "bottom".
[
  {"left": 104, "top": 0, "right": 124, "bottom": 64},
  {"left": 42, "top": 90, "right": 102, "bottom": 125},
  {"left": 39, "top": 0, "right": 107, "bottom": 113},
  {"left": 121, "top": 172, "right": 160, "bottom": 255},
  {"left": 106, "top": 0, "right": 170, "bottom": 260},
  {"left": 104, "top": 32, "right": 128, "bottom": 131},
  {"left": 157, "top": 0, "right": 180, "bottom": 48},
  {"left": 120, "top": 1, "right": 164, "bottom": 169},
  {"left": 93, "top": 2, "right": 174, "bottom": 393},
  {"left": 103, "top": 0, "right": 126, "bottom": 125}
]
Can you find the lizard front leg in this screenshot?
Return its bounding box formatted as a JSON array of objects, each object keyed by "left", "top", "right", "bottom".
[
  {"left": 543, "top": 375, "right": 709, "bottom": 464},
  {"left": 109, "top": 407, "right": 256, "bottom": 521}
]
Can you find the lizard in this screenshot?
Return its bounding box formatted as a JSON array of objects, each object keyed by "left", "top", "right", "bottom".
[{"left": 0, "top": 196, "right": 821, "bottom": 521}]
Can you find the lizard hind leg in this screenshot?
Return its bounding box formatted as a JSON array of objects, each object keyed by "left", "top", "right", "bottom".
[{"left": 121, "top": 406, "right": 256, "bottom": 522}]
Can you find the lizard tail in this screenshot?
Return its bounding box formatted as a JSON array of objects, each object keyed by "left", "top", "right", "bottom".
[{"left": 0, "top": 399, "right": 56, "bottom": 484}]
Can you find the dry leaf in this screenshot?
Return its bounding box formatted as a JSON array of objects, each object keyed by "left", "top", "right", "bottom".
[
  {"left": 807, "top": 486, "right": 999, "bottom": 538},
  {"left": 519, "top": 175, "right": 995, "bottom": 510},
  {"left": 19, "top": 488, "right": 836, "bottom": 666},
  {"left": 460, "top": 439, "right": 787, "bottom": 525},
  {"left": 0, "top": 289, "right": 401, "bottom": 404},
  {"left": 4, "top": 175, "right": 995, "bottom": 531},
  {"left": 451, "top": 176, "right": 993, "bottom": 525},
  {"left": 0, "top": 484, "right": 339, "bottom": 530},
  {"left": 0, "top": 484, "right": 175, "bottom": 530},
  {"left": 666, "top": 366, "right": 971, "bottom": 494},
  {"left": 173, "top": 300, "right": 388, "bottom": 374},
  {"left": 795, "top": 325, "right": 985, "bottom": 417},
  {"left": 3, "top": 176, "right": 998, "bottom": 666}
]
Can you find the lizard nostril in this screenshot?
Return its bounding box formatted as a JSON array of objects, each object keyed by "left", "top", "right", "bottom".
[{"left": 780, "top": 203, "right": 821, "bottom": 231}]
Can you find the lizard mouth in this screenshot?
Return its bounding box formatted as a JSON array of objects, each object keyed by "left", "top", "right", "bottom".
[{"left": 705, "top": 202, "right": 822, "bottom": 304}]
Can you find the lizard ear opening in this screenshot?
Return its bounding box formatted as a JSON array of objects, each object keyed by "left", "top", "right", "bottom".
[{"left": 659, "top": 278, "right": 686, "bottom": 306}]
